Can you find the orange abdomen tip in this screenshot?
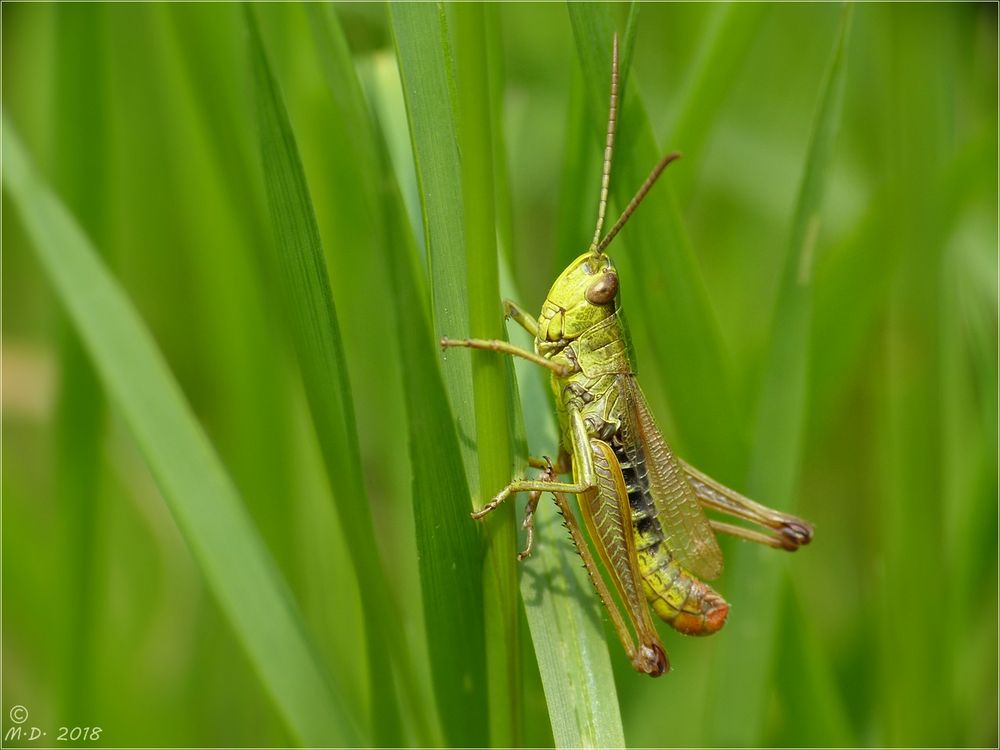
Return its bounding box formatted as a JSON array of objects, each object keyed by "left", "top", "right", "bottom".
[
  {"left": 670, "top": 592, "right": 730, "bottom": 636},
  {"left": 704, "top": 598, "right": 730, "bottom": 634}
]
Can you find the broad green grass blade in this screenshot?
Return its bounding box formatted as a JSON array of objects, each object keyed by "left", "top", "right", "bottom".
[
  {"left": 453, "top": 5, "right": 522, "bottom": 746},
  {"left": 390, "top": 1, "right": 479, "bottom": 498},
  {"left": 304, "top": 5, "right": 488, "bottom": 745},
  {"left": 2, "top": 117, "right": 362, "bottom": 748},
  {"left": 568, "top": 3, "right": 743, "bottom": 476},
  {"left": 244, "top": 9, "right": 408, "bottom": 745},
  {"left": 380, "top": 146, "right": 490, "bottom": 748},
  {"left": 502, "top": 260, "right": 627, "bottom": 749},
  {"left": 705, "top": 7, "right": 852, "bottom": 744}
]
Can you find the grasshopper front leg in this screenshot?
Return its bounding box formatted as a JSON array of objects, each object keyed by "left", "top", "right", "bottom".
[{"left": 441, "top": 336, "right": 573, "bottom": 378}]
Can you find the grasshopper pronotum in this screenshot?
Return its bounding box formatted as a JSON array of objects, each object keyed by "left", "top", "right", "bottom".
[{"left": 442, "top": 34, "right": 812, "bottom": 677}]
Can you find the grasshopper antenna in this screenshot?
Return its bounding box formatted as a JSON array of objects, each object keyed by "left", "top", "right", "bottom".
[
  {"left": 588, "top": 33, "right": 619, "bottom": 260},
  {"left": 596, "top": 150, "right": 681, "bottom": 255}
]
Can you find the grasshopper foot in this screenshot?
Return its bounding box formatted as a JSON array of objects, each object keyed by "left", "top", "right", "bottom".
[
  {"left": 782, "top": 520, "right": 813, "bottom": 546},
  {"left": 517, "top": 491, "right": 541, "bottom": 561},
  {"left": 517, "top": 459, "right": 557, "bottom": 560}
]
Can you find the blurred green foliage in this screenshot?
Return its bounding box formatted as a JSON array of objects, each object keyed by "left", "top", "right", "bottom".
[{"left": 3, "top": 2, "right": 996, "bottom": 747}]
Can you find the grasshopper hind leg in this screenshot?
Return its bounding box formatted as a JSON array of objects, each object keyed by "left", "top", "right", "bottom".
[{"left": 679, "top": 459, "right": 814, "bottom": 551}]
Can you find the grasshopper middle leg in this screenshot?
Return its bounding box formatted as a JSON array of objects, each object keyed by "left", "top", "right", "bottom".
[
  {"left": 502, "top": 299, "right": 539, "bottom": 337},
  {"left": 471, "top": 408, "right": 593, "bottom": 521}
]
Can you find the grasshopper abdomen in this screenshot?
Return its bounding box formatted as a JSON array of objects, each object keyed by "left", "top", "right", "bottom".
[{"left": 614, "top": 432, "right": 731, "bottom": 636}]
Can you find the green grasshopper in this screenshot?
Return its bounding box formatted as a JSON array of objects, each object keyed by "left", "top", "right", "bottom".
[{"left": 442, "top": 34, "right": 812, "bottom": 677}]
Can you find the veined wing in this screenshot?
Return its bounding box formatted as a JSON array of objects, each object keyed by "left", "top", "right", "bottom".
[{"left": 620, "top": 376, "right": 723, "bottom": 581}]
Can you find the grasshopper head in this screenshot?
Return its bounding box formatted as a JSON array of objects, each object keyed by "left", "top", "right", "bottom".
[{"left": 537, "top": 252, "right": 619, "bottom": 343}]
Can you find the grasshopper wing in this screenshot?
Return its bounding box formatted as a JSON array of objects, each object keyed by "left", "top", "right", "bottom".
[{"left": 621, "top": 376, "right": 724, "bottom": 581}]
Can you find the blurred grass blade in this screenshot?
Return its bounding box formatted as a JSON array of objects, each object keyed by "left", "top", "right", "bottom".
[
  {"left": 52, "top": 3, "right": 107, "bottom": 724},
  {"left": 453, "top": 4, "right": 522, "bottom": 746},
  {"left": 244, "top": 9, "right": 406, "bottom": 745},
  {"left": 1, "top": 116, "right": 362, "bottom": 747},
  {"left": 303, "top": 5, "right": 488, "bottom": 745},
  {"left": 554, "top": 67, "right": 597, "bottom": 275},
  {"left": 390, "top": 1, "right": 479, "bottom": 497},
  {"left": 619, "top": 1, "right": 639, "bottom": 107},
  {"left": 705, "top": 7, "right": 853, "bottom": 744},
  {"left": 668, "top": 3, "right": 767, "bottom": 166},
  {"left": 485, "top": 4, "right": 515, "bottom": 269},
  {"left": 812, "top": 131, "right": 995, "bottom": 430},
  {"left": 775, "top": 586, "right": 854, "bottom": 746},
  {"left": 876, "top": 7, "right": 962, "bottom": 743},
  {"left": 746, "top": 4, "right": 852, "bottom": 501},
  {"left": 568, "top": 3, "right": 743, "bottom": 477}
]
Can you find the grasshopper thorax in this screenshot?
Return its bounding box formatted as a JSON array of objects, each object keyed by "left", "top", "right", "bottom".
[{"left": 537, "top": 252, "right": 619, "bottom": 344}]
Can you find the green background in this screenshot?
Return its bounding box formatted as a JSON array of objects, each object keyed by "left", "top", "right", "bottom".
[{"left": 3, "top": 2, "right": 996, "bottom": 747}]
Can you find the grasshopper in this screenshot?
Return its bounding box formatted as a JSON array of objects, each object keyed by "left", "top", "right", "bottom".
[{"left": 442, "top": 34, "right": 812, "bottom": 677}]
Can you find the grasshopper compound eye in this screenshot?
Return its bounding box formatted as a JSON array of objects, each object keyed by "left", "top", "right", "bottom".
[{"left": 586, "top": 272, "right": 619, "bottom": 305}]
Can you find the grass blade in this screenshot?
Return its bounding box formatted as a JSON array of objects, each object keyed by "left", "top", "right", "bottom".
[
  {"left": 244, "top": 9, "right": 409, "bottom": 744},
  {"left": 502, "top": 263, "right": 628, "bottom": 749},
  {"left": 453, "top": 4, "right": 522, "bottom": 746},
  {"left": 568, "top": 3, "right": 744, "bottom": 477},
  {"left": 486, "top": 12, "right": 627, "bottom": 745},
  {"left": 380, "top": 145, "right": 490, "bottom": 748},
  {"left": 51, "top": 4, "right": 107, "bottom": 724},
  {"left": 392, "top": 3, "right": 529, "bottom": 744},
  {"left": 668, "top": 3, "right": 767, "bottom": 171},
  {"left": 554, "top": 67, "right": 597, "bottom": 276},
  {"left": 874, "top": 6, "right": 968, "bottom": 743},
  {"left": 2, "top": 116, "right": 362, "bottom": 747},
  {"left": 389, "top": 1, "right": 479, "bottom": 497},
  {"left": 304, "top": 5, "right": 488, "bottom": 745},
  {"left": 704, "top": 7, "right": 853, "bottom": 744}
]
